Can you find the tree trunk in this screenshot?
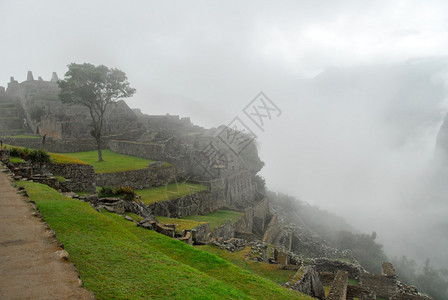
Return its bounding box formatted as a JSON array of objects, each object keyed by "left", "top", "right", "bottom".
[{"left": 96, "top": 137, "right": 103, "bottom": 162}]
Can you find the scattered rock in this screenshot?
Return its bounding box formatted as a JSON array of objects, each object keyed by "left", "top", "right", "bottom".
[
  {"left": 55, "top": 249, "right": 69, "bottom": 261},
  {"left": 124, "top": 215, "right": 134, "bottom": 222}
]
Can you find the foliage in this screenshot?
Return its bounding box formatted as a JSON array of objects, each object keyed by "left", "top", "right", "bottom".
[
  {"left": 330, "top": 230, "right": 388, "bottom": 274},
  {"left": 137, "top": 183, "right": 208, "bottom": 204},
  {"left": 18, "top": 181, "right": 310, "bottom": 299},
  {"left": 62, "top": 149, "right": 154, "bottom": 173},
  {"left": 182, "top": 210, "right": 244, "bottom": 231},
  {"left": 58, "top": 63, "right": 136, "bottom": 162},
  {"left": 99, "top": 186, "right": 136, "bottom": 201},
  {"left": 5, "top": 145, "right": 87, "bottom": 165},
  {"left": 8, "top": 146, "right": 50, "bottom": 163},
  {"left": 392, "top": 256, "right": 448, "bottom": 300}
]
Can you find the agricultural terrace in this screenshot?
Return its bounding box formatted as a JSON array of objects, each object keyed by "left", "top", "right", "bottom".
[
  {"left": 182, "top": 210, "right": 245, "bottom": 231},
  {"left": 137, "top": 183, "right": 208, "bottom": 205},
  {"left": 62, "top": 149, "right": 162, "bottom": 173}
]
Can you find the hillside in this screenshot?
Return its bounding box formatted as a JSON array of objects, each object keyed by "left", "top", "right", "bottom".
[{"left": 17, "top": 181, "right": 311, "bottom": 299}]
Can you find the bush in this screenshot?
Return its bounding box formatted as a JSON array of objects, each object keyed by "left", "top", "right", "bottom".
[
  {"left": 8, "top": 147, "right": 50, "bottom": 163},
  {"left": 98, "top": 186, "right": 136, "bottom": 201}
]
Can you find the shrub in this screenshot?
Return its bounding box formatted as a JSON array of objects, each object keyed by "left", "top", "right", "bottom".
[
  {"left": 99, "top": 186, "right": 115, "bottom": 197},
  {"left": 98, "top": 186, "right": 136, "bottom": 201},
  {"left": 8, "top": 147, "right": 50, "bottom": 163}
]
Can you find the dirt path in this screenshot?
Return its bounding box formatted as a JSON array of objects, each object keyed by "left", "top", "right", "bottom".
[{"left": 0, "top": 166, "right": 95, "bottom": 300}]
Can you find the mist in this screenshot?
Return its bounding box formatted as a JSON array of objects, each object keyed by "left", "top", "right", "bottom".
[{"left": 2, "top": 0, "right": 448, "bottom": 268}]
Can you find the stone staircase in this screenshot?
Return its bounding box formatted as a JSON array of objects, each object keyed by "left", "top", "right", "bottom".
[{"left": 0, "top": 99, "right": 25, "bottom": 136}]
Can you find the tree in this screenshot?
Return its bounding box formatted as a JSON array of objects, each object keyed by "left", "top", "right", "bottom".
[{"left": 58, "top": 63, "right": 135, "bottom": 161}]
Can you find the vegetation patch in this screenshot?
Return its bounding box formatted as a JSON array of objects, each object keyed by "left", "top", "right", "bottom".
[
  {"left": 182, "top": 210, "right": 244, "bottom": 231},
  {"left": 107, "top": 213, "right": 312, "bottom": 299},
  {"left": 138, "top": 183, "right": 208, "bottom": 205},
  {"left": 124, "top": 212, "right": 144, "bottom": 222},
  {"left": 155, "top": 216, "right": 207, "bottom": 234},
  {"left": 17, "top": 181, "right": 245, "bottom": 299},
  {"left": 8, "top": 134, "right": 41, "bottom": 139},
  {"left": 7, "top": 146, "right": 50, "bottom": 163},
  {"left": 348, "top": 277, "right": 359, "bottom": 286},
  {"left": 4, "top": 144, "right": 87, "bottom": 165},
  {"left": 99, "top": 186, "right": 136, "bottom": 201},
  {"left": 62, "top": 149, "right": 155, "bottom": 173},
  {"left": 197, "top": 244, "right": 297, "bottom": 285},
  {"left": 9, "top": 157, "right": 24, "bottom": 163}
]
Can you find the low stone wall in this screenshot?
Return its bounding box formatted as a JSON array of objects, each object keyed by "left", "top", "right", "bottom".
[
  {"left": 319, "top": 272, "right": 336, "bottom": 286},
  {"left": 328, "top": 270, "right": 348, "bottom": 300},
  {"left": 191, "top": 223, "right": 211, "bottom": 243},
  {"left": 148, "top": 190, "right": 222, "bottom": 218},
  {"left": 361, "top": 273, "right": 397, "bottom": 298},
  {"left": 213, "top": 220, "right": 235, "bottom": 239},
  {"left": 313, "top": 258, "right": 362, "bottom": 280},
  {"left": 347, "top": 285, "right": 376, "bottom": 300},
  {"left": 263, "top": 214, "right": 281, "bottom": 244},
  {"left": 96, "top": 166, "right": 177, "bottom": 190},
  {"left": 109, "top": 140, "right": 166, "bottom": 161},
  {"left": 0, "top": 149, "right": 10, "bottom": 164},
  {"left": 45, "top": 163, "right": 96, "bottom": 192}
]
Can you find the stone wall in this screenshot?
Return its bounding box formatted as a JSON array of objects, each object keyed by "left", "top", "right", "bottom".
[
  {"left": 0, "top": 149, "right": 10, "bottom": 164},
  {"left": 0, "top": 136, "right": 98, "bottom": 153},
  {"left": 263, "top": 214, "right": 281, "bottom": 244},
  {"left": 213, "top": 220, "right": 235, "bottom": 240},
  {"left": 148, "top": 190, "right": 222, "bottom": 218},
  {"left": 44, "top": 163, "right": 96, "bottom": 192},
  {"left": 312, "top": 258, "right": 363, "bottom": 280},
  {"left": 319, "top": 272, "right": 336, "bottom": 286},
  {"left": 347, "top": 284, "right": 376, "bottom": 300},
  {"left": 361, "top": 273, "right": 397, "bottom": 298},
  {"left": 328, "top": 270, "right": 348, "bottom": 300},
  {"left": 96, "top": 166, "right": 177, "bottom": 190},
  {"left": 109, "top": 140, "right": 167, "bottom": 162}
]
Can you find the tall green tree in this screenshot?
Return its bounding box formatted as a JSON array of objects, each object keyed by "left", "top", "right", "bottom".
[{"left": 58, "top": 63, "right": 136, "bottom": 161}]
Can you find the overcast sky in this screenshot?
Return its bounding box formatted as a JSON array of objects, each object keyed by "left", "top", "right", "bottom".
[{"left": 2, "top": 0, "right": 448, "bottom": 263}]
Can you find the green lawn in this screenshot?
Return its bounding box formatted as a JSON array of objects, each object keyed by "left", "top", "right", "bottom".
[
  {"left": 18, "top": 181, "right": 311, "bottom": 300},
  {"left": 108, "top": 213, "right": 311, "bottom": 300},
  {"left": 9, "top": 134, "right": 41, "bottom": 139},
  {"left": 182, "top": 210, "right": 244, "bottom": 231},
  {"left": 138, "top": 183, "right": 208, "bottom": 204},
  {"left": 62, "top": 149, "right": 156, "bottom": 173},
  {"left": 155, "top": 216, "right": 207, "bottom": 234}
]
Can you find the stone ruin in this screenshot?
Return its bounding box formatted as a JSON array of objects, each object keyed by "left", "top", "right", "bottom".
[{"left": 286, "top": 259, "right": 433, "bottom": 300}]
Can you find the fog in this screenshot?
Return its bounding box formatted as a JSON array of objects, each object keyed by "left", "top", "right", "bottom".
[{"left": 2, "top": 1, "right": 448, "bottom": 267}]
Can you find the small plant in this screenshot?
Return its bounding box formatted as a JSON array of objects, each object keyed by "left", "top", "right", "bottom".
[
  {"left": 98, "top": 186, "right": 136, "bottom": 201},
  {"left": 114, "top": 186, "right": 136, "bottom": 201}
]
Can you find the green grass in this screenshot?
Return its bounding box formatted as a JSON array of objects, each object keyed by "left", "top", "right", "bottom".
[
  {"left": 155, "top": 216, "right": 207, "bottom": 234},
  {"left": 107, "top": 213, "right": 311, "bottom": 300},
  {"left": 348, "top": 278, "right": 359, "bottom": 286},
  {"left": 9, "top": 157, "right": 24, "bottom": 163},
  {"left": 182, "top": 210, "right": 245, "bottom": 231},
  {"left": 17, "top": 181, "right": 244, "bottom": 299},
  {"left": 62, "top": 149, "right": 156, "bottom": 173},
  {"left": 18, "top": 181, "right": 311, "bottom": 299},
  {"left": 197, "top": 245, "right": 297, "bottom": 285},
  {"left": 138, "top": 183, "right": 208, "bottom": 204},
  {"left": 4, "top": 144, "right": 87, "bottom": 165},
  {"left": 8, "top": 134, "right": 41, "bottom": 139},
  {"left": 124, "top": 212, "right": 144, "bottom": 222}
]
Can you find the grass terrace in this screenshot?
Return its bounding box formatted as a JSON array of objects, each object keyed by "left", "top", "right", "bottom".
[
  {"left": 4, "top": 145, "right": 87, "bottom": 165},
  {"left": 62, "top": 149, "right": 159, "bottom": 173},
  {"left": 197, "top": 245, "right": 297, "bottom": 285},
  {"left": 182, "top": 210, "right": 244, "bottom": 231},
  {"left": 155, "top": 216, "right": 207, "bottom": 234},
  {"left": 18, "top": 181, "right": 311, "bottom": 299},
  {"left": 138, "top": 183, "right": 208, "bottom": 205},
  {"left": 7, "top": 134, "right": 41, "bottom": 139}
]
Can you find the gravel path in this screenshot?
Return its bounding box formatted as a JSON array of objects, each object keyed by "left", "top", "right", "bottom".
[{"left": 0, "top": 166, "right": 94, "bottom": 300}]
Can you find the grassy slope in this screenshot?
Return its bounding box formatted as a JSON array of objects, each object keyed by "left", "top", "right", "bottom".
[
  {"left": 182, "top": 210, "right": 245, "bottom": 231},
  {"left": 18, "top": 182, "right": 243, "bottom": 299},
  {"left": 197, "top": 245, "right": 297, "bottom": 285},
  {"left": 19, "top": 181, "right": 311, "bottom": 299},
  {"left": 138, "top": 183, "right": 208, "bottom": 204},
  {"left": 62, "top": 149, "right": 155, "bottom": 173},
  {"left": 108, "top": 213, "right": 311, "bottom": 300}
]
